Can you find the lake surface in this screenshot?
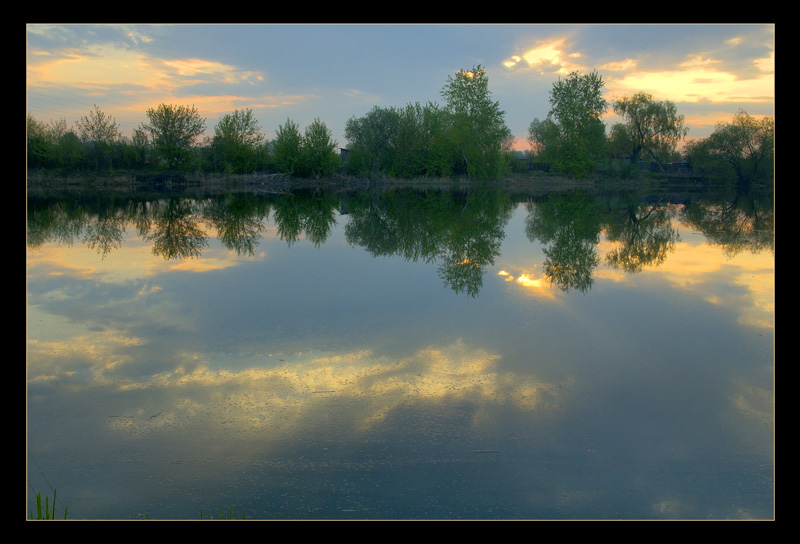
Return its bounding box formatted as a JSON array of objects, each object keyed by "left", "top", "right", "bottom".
[{"left": 26, "top": 183, "right": 774, "bottom": 520}]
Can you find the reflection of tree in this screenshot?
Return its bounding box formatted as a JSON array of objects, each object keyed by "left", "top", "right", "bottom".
[
  {"left": 679, "top": 191, "right": 774, "bottom": 258},
  {"left": 604, "top": 198, "right": 680, "bottom": 273},
  {"left": 83, "top": 211, "right": 126, "bottom": 259},
  {"left": 272, "top": 191, "right": 338, "bottom": 247},
  {"left": 438, "top": 190, "right": 511, "bottom": 296},
  {"left": 205, "top": 194, "right": 269, "bottom": 256},
  {"left": 144, "top": 198, "right": 208, "bottom": 260},
  {"left": 343, "top": 189, "right": 443, "bottom": 261},
  {"left": 26, "top": 198, "right": 88, "bottom": 250},
  {"left": 345, "top": 187, "right": 512, "bottom": 296},
  {"left": 525, "top": 191, "right": 602, "bottom": 293}
]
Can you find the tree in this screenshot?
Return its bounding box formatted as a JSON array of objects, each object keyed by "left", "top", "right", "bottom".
[
  {"left": 212, "top": 108, "right": 265, "bottom": 173},
  {"left": 530, "top": 71, "right": 608, "bottom": 178},
  {"left": 27, "top": 113, "right": 51, "bottom": 168},
  {"left": 690, "top": 109, "right": 774, "bottom": 189},
  {"left": 140, "top": 104, "right": 206, "bottom": 169},
  {"left": 299, "top": 118, "right": 339, "bottom": 178},
  {"left": 130, "top": 128, "right": 150, "bottom": 167},
  {"left": 76, "top": 104, "right": 121, "bottom": 146},
  {"left": 440, "top": 65, "right": 512, "bottom": 180},
  {"left": 75, "top": 105, "right": 121, "bottom": 170},
  {"left": 272, "top": 118, "right": 302, "bottom": 174},
  {"left": 53, "top": 129, "right": 83, "bottom": 170},
  {"left": 344, "top": 106, "right": 401, "bottom": 176},
  {"left": 611, "top": 92, "right": 687, "bottom": 168}
]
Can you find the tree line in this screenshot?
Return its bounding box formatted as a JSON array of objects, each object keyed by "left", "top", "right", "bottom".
[{"left": 26, "top": 66, "right": 774, "bottom": 187}]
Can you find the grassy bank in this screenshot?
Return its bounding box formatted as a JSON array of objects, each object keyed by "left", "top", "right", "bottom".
[{"left": 27, "top": 167, "right": 694, "bottom": 198}]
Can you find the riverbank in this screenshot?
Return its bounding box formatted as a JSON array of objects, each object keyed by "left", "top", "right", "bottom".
[{"left": 26, "top": 168, "right": 704, "bottom": 198}]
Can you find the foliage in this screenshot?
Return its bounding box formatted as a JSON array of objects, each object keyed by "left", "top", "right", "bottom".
[
  {"left": 525, "top": 191, "right": 603, "bottom": 292},
  {"left": 685, "top": 109, "right": 774, "bottom": 189},
  {"left": 75, "top": 105, "right": 122, "bottom": 170},
  {"left": 299, "top": 117, "right": 340, "bottom": 178},
  {"left": 27, "top": 113, "right": 51, "bottom": 168},
  {"left": 200, "top": 505, "right": 246, "bottom": 520},
  {"left": 26, "top": 64, "right": 723, "bottom": 184},
  {"left": 529, "top": 71, "right": 608, "bottom": 178},
  {"left": 140, "top": 103, "right": 206, "bottom": 169},
  {"left": 211, "top": 108, "right": 265, "bottom": 173},
  {"left": 344, "top": 102, "right": 452, "bottom": 178},
  {"left": 272, "top": 118, "right": 303, "bottom": 174},
  {"left": 440, "top": 65, "right": 512, "bottom": 180},
  {"left": 344, "top": 105, "right": 401, "bottom": 176},
  {"left": 130, "top": 127, "right": 151, "bottom": 167},
  {"left": 29, "top": 489, "right": 67, "bottom": 520},
  {"left": 610, "top": 92, "right": 687, "bottom": 167},
  {"left": 76, "top": 104, "right": 121, "bottom": 146}
]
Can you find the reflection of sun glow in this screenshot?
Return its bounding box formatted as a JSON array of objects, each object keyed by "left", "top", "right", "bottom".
[
  {"left": 516, "top": 273, "right": 544, "bottom": 288},
  {"left": 498, "top": 269, "right": 557, "bottom": 299},
  {"left": 498, "top": 270, "right": 514, "bottom": 281}
]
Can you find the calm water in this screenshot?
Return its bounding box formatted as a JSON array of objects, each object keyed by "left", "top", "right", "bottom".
[{"left": 26, "top": 184, "right": 774, "bottom": 520}]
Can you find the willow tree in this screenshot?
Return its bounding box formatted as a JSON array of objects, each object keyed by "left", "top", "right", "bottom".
[
  {"left": 686, "top": 109, "right": 774, "bottom": 189},
  {"left": 611, "top": 92, "right": 687, "bottom": 167}
]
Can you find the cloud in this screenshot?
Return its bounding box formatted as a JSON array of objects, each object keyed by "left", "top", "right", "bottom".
[
  {"left": 503, "top": 38, "right": 587, "bottom": 75},
  {"left": 608, "top": 65, "right": 773, "bottom": 104}
]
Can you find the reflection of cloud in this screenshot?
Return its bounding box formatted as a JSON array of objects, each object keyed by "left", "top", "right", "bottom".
[
  {"left": 636, "top": 240, "right": 774, "bottom": 330},
  {"left": 27, "top": 324, "right": 146, "bottom": 386},
  {"left": 95, "top": 339, "right": 563, "bottom": 437},
  {"left": 651, "top": 496, "right": 693, "bottom": 518},
  {"left": 498, "top": 269, "right": 558, "bottom": 300},
  {"left": 27, "top": 233, "right": 262, "bottom": 284},
  {"left": 730, "top": 379, "right": 773, "bottom": 429}
]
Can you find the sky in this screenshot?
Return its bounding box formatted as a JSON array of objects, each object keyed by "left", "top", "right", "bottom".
[{"left": 26, "top": 23, "right": 775, "bottom": 152}]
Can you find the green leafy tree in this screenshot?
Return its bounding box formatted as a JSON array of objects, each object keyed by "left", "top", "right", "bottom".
[
  {"left": 130, "top": 128, "right": 150, "bottom": 167},
  {"left": 54, "top": 130, "right": 83, "bottom": 170},
  {"left": 530, "top": 71, "right": 608, "bottom": 178},
  {"left": 611, "top": 92, "right": 687, "bottom": 168},
  {"left": 440, "top": 65, "right": 512, "bottom": 180},
  {"left": 344, "top": 106, "right": 401, "bottom": 176},
  {"left": 420, "top": 103, "right": 455, "bottom": 177},
  {"left": 140, "top": 104, "right": 206, "bottom": 169},
  {"left": 299, "top": 117, "right": 339, "bottom": 178},
  {"left": 211, "top": 108, "right": 265, "bottom": 173},
  {"left": 27, "top": 113, "right": 51, "bottom": 168},
  {"left": 75, "top": 105, "right": 121, "bottom": 170},
  {"left": 272, "top": 118, "right": 303, "bottom": 174},
  {"left": 687, "top": 109, "right": 774, "bottom": 189},
  {"left": 392, "top": 102, "right": 448, "bottom": 178}
]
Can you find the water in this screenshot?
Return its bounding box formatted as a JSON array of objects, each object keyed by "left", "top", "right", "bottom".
[{"left": 26, "top": 183, "right": 774, "bottom": 519}]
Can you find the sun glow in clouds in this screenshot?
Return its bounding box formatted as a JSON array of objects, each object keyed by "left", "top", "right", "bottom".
[
  {"left": 503, "top": 38, "right": 585, "bottom": 75},
  {"left": 609, "top": 50, "right": 774, "bottom": 105}
]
